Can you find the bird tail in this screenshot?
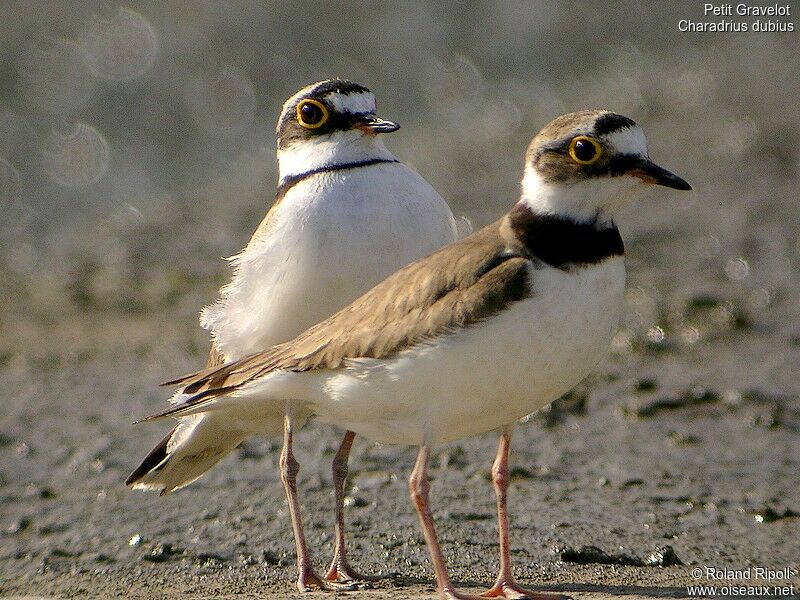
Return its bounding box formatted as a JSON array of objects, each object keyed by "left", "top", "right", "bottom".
[{"left": 125, "top": 415, "right": 248, "bottom": 496}]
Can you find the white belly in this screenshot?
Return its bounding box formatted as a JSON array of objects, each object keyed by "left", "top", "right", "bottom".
[
  {"left": 313, "top": 258, "right": 626, "bottom": 445},
  {"left": 201, "top": 163, "right": 457, "bottom": 359}
]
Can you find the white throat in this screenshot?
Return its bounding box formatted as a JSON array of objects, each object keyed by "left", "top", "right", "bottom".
[
  {"left": 519, "top": 166, "right": 641, "bottom": 225},
  {"left": 277, "top": 131, "right": 397, "bottom": 182}
]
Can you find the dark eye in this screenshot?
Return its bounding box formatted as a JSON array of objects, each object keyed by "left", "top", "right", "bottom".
[
  {"left": 569, "top": 135, "right": 602, "bottom": 164},
  {"left": 300, "top": 103, "right": 322, "bottom": 124},
  {"left": 296, "top": 99, "right": 329, "bottom": 129}
]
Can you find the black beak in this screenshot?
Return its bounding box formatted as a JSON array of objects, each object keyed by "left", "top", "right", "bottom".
[
  {"left": 354, "top": 114, "right": 400, "bottom": 134},
  {"left": 627, "top": 157, "right": 692, "bottom": 191}
]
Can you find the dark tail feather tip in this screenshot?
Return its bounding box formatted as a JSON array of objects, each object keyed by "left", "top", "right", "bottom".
[{"left": 125, "top": 428, "right": 173, "bottom": 486}]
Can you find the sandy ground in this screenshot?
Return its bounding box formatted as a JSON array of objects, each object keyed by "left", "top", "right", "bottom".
[
  {"left": 2, "top": 275, "right": 799, "bottom": 598},
  {"left": 1, "top": 1, "right": 799, "bottom": 599}
]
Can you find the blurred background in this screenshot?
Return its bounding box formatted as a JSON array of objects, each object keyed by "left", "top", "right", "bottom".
[
  {"left": 1, "top": 0, "right": 797, "bottom": 368},
  {"left": 1, "top": 1, "right": 798, "bottom": 596}
]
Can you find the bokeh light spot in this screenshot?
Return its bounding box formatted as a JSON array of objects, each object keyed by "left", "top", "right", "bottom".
[
  {"left": 646, "top": 326, "right": 666, "bottom": 344},
  {"left": 724, "top": 257, "right": 750, "bottom": 281},
  {"left": 80, "top": 7, "right": 159, "bottom": 82},
  {"left": 42, "top": 123, "right": 110, "bottom": 188}
]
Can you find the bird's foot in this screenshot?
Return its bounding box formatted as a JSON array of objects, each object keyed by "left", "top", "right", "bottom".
[
  {"left": 480, "top": 580, "right": 571, "bottom": 600},
  {"left": 324, "top": 555, "right": 396, "bottom": 585},
  {"left": 438, "top": 587, "right": 489, "bottom": 600},
  {"left": 296, "top": 567, "right": 358, "bottom": 592}
]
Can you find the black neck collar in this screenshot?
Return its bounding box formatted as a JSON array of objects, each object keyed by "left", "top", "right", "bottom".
[
  {"left": 277, "top": 158, "right": 399, "bottom": 198},
  {"left": 507, "top": 203, "right": 624, "bottom": 270}
]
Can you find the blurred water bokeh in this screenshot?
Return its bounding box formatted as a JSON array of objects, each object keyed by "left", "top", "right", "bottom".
[
  {"left": 1, "top": 2, "right": 797, "bottom": 347},
  {"left": 1, "top": 0, "right": 798, "bottom": 432}
]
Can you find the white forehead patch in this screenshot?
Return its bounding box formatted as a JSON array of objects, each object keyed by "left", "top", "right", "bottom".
[
  {"left": 604, "top": 126, "right": 648, "bottom": 156},
  {"left": 324, "top": 91, "right": 376, "bottom": 115}
]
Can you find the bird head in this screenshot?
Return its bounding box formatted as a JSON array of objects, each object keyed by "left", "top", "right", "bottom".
[
  {"left": 276, "top": 79, "right": 399, "bottom": 179},
  {"left": 521, "top": 110, "right": 691, "bottom": 223}
]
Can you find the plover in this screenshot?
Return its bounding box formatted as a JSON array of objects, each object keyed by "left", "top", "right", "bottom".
[
  {"left": 141, "top": 110, "right": 690, "bottom": 599},
  {"left": 127, "top": 79, "right": 459, "bottom": 590}
]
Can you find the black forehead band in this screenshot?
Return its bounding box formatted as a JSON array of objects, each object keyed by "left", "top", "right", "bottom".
[
  {"left": 277, "top": 81, "right": 373, "bottom": 142},
  {"left": 307, "top": 79, "right": 371, "bottom": 98},
  {"left": 593, "top": 113, "right": 636, "bottom": 136},
  {"left": 535, "top": 124, "right": 640, "bottom": 159}
]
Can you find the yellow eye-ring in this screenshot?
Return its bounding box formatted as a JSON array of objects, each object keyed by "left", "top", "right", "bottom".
[
  {"left": 568, "top": 136, "right": 603, "bottom": 165},
  {"left": 296, "top": 99, "right": 329, "bottom": 129}
]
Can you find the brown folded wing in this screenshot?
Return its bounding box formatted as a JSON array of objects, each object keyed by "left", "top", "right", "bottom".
[{"left": 153, "top": 217, "right": 531, "bottom": 418}]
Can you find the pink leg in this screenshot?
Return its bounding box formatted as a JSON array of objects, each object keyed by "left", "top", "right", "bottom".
[
  {"left": 279, "top": 416, "right": 356, "bottom": 592},
  {"left": 409, "top": 445, "right": 485, "bottom": 600},
  {"left": 481, "top": 428, "right": 569, "bottom": 600},
  {"left": 325, "top": 430, "right": 391, "bottom": 583}
]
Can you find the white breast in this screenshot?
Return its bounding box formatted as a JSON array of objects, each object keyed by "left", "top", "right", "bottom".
[
  {"left": 313, "top": 257, "right": 626, "bottom": 445},
  {"left": 201, "top": 162, "right": 458, "bottom": 359}
]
